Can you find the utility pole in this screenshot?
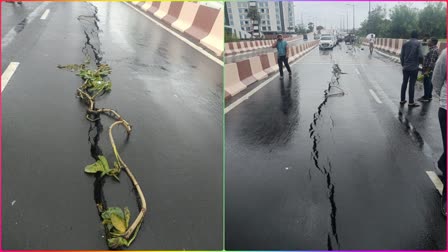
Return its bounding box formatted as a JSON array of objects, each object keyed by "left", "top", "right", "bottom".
[
  {"left": 346, "top": 10, "right": 348, "bottom": 33},
  {"left": 368, "top": 0, "right": 371, "bottom": 33},
  {"left": 346, "top": 3, "right": 355, "bottom": 33},
  {"left": 353, "top": 4, "right": 355, "bottom": 33}
]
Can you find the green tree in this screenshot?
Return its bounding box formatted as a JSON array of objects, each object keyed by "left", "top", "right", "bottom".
[
  {"left": 307, "top": 22, "right": 314, "bottom": 33},
  {"left": 357, "top": 6, "right": 388, "bottom": 36},
  {"left": 316, "top": 25, "right": 324, "bottom": 34},
  {"left": 389, "top": 4, "right": 418, "bottom": 38},
  {"left": 418, "top": 2, "right": 446, "bottom": 39},
  {"left": 295, "top": 24, "right": 308, "bottom": 35}
]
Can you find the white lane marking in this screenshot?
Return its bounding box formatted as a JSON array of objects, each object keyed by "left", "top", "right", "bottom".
[
  {"left": 369, "top": 89, "right": 382, "bottom": 104},
  {"left": 40, "top": 9, "right": 50, "bottom": 20},
  {"left": 225, "top": 47, "right": 317, "bottom": 114},
  {"left": 2, "top": 62, "right": 20, "bottom": 92},
  {"left": 355, "top": 68, "right": 361, "bottom": 75},
  {"left": 426, "top": 171, "right": 443, "bottom": 195},
  {"left": 2, "top": 2, "right": 49, "bottom": 49},
  {"left": 122, "top": 2, "right": 223, "bottom": 66}
]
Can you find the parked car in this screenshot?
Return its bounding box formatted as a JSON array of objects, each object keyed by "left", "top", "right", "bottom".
[{"left": 319, "top": 36, "right": 335, "bottom": 50}]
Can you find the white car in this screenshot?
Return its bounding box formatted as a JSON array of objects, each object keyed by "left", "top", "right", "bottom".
[{"left": 319, "top": 36, "right": 335, "bottom": 49}]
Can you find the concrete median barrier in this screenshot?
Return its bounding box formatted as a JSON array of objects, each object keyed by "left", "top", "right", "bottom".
[
  {"left": 225, "top": 62, "right": 247, "bottom": 96},
  {"left": 365, "top": 37, "right": 446, "bottom": 55},
  {"left": 132, "top": 1, "right": 223, "bottom": 57}
]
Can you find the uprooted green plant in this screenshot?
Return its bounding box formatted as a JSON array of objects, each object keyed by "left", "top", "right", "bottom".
[{"left": 58, "top": 61, "right": 147, "bottom": 249}]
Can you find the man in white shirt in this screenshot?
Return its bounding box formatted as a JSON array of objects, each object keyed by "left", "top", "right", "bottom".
[{"left": 369, "top": 34, "right": 375, "bottom": 54}]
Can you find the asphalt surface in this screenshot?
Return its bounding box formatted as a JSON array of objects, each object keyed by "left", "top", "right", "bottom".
[
  {"left": 225, "top": 37, "right": 310, "bottom": 64},
  {"left": 225, "top": 43, "right": 446, "bottom": 250},
  {"left": 2, "top": 2, "right": 222, "bottom": 250}
]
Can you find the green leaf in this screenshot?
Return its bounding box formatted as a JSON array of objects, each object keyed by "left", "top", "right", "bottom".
[
  {"left": 84, "top": 155, "right": 110, "bottom": 176},
  {"left": 84, "top": 160, "right": 104, "bottom": 174},
  {"left": 111, "top": 213, "right": 127, "bottom": 234},
  {"left": 107, "top": 237, "right": 129, "bottom": 249}
]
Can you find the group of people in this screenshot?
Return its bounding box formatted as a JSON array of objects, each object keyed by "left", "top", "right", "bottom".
[
  {"left": 400, "top": 30, "right": 446, "bottom": 216},
  {"left": 272, "top": 31, "right": 447, "bottom": 216},
  {"left": 400, "top": 31, "right": 440, "bottom": 107}
]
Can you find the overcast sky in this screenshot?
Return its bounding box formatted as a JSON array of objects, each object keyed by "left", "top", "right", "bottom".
[{"left": 293, "top": 1, "right": 440, "bottom": 30}]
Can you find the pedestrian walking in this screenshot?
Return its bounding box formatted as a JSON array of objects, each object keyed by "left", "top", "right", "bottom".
[
  {"left": 431, "top": 48, "right": 446, "bottom": 217},
  {"left": 400, "top": 31, "right": 423, "bottom": 107},
  {"left": 418, "top": 38, "right": 439, "bottom": 102},
  {"left": 272, "top": 34, "right": 291, "bottom": 80}
]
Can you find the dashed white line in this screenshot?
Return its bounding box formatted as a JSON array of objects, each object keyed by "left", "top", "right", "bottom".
[
  {"left": 426, "top": 171, "right": 443, "bottom": 195},
  {"left": 355, "top": 68, "right": 361, "bottom": 75},
  {"left": 40, "top": 9, "right": 50, "bottom": 20},
  {"left": 2, "top": 2, "right": 49, "bottom": 49},
  {"left": 225, "top": 47, "right": 317, "bottom": 114},
  {"left": 2, "top": 62, "right": 20, "bottom": 92},
  {"left": 368, "top": 89, "right": 383, "bottom": 104},
  {"left": 122, "top": 2, "right": 223, "bottom": 66}
]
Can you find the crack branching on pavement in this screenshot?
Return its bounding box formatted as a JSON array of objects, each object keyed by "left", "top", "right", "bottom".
[
  {"left": 58, "top": 4, "right": 146, "bottom": 249},
  {"left": 308, "top": 63, "right": 346, "bottom": 250}
]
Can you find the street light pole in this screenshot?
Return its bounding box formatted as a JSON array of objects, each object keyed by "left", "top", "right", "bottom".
[
  {"left": 346, "top": 10, "right": 348, "bottom": 33},
  {"left": 353, "top": 4, "right": 355, "bottom": 33},
  {"left": 346, "top": 3, "right": 355, "bottom": 33},
  {"left": 368, "top": 0, "right": 371, "bottom": 33}
]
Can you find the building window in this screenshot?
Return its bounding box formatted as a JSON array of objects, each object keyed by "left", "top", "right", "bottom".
[{"left": 262, "top": 26, "right": 267, "bottom": 31}]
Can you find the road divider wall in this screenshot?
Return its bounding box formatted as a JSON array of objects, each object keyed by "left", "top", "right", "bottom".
[
  {"left": 363, "top": 37, "right": 446, "bottom": 57},
  {"left": 225, "top": 40, "right": 319, "bottom": 100},
  {"left": 225, "top": 37, "right": 301, "bottom": 56},
  {"left": 131, "top": 1, "right": 223, "bottom": 57}
]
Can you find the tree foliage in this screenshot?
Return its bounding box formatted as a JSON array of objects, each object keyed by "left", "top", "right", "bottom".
[
  {"left": 357, "top": 2, "right": 446, "bottom": 39},
  {"left": 295, "top": 24, "right": 308, "bottom": 35},
  {"left": 316, "top": 25, "right": 324, "bottom": 34},
  {"left": 308, "top": 22, "right": 314, "bottom": 33}
]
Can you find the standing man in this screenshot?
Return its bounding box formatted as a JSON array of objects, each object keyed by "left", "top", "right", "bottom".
[
  {"left": 369, "top": 34, "right": 375, "bottom": 54},
  {"left": 400, "top": 30, "right": 423, "bottom": 107},
  {"left": 432, "top": 48, "right": 446, "bottom": 216},
  {"left": 272, "top": 34, "right": 291, "bottom": 80},
  {"left": 418, "top": 37, "right": 439, "bottom": 102}
]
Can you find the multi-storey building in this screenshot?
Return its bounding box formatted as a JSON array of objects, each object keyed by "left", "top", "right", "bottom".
[{"left": 224, "top": 1, "right": 295, "bottom": 35}]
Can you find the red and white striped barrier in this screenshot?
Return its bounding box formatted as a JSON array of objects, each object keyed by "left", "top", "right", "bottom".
[
  {"left": 225, "top": 41, "right": 319, "bottom": 98},
  {"left": 131, "top": 2, "right": 223, "bottom": 57},
  {"left": 364, "top": 37, "right": 446, "bottom": 56},
  {"left": 225, "top": 37, "right": 301, "bottom": 56}
]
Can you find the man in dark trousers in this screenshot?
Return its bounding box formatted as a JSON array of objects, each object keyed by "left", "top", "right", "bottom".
[
  {"left": 272, "top": 34, "right": 291, "bottom": 80},
  {"left": 432, "top": 48, "right": 446, "bottom": 216},
  {"left": 400, "top": 30, "right": 423, "bottom": 107},
  {"left": 418, "top": 37, "right": 439, "bottom": 102}
]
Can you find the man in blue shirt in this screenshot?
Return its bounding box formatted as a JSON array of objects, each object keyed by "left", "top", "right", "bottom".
[{"left": 272, "top": 34, "right": 291, "bottom": 80}]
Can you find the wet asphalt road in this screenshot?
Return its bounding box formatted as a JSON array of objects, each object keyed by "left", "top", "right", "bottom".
[
  {"left": 2, "top": 2, "right": 222, "bottom": 250},
  {"left": 225, "top": 44, "right": 446, "bottom": 250}
]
